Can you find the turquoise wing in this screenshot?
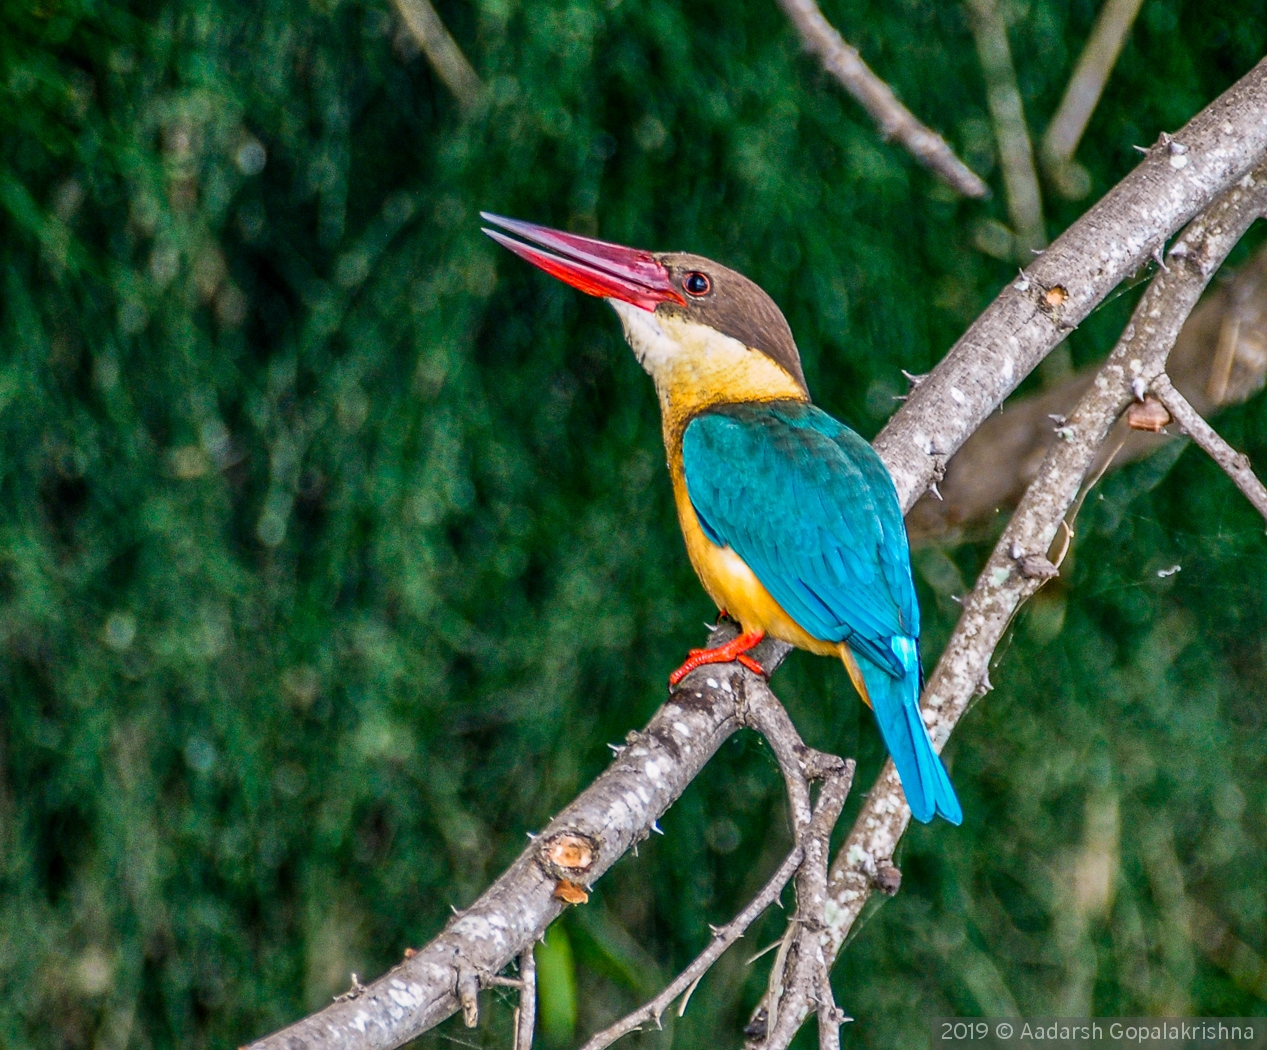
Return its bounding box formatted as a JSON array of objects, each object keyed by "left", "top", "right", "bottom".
[
  {"left": 681, "top": 400, "right": 961, "bottom": 825},
  {"left": 681, "top": 401, "right": 917, "bottom": 661}
]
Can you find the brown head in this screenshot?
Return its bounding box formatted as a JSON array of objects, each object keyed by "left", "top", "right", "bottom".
[{"left": 481, "top": 214, "right": 809, "bottom": 419}]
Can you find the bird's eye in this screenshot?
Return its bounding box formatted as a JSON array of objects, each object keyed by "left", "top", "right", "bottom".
[{"left": 683, "top": 272, "right": 711, "bottom": 296}]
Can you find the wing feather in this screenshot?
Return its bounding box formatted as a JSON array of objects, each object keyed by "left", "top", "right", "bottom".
[{"left": 682, "top": 401, "right": 918, "bottom": 676}]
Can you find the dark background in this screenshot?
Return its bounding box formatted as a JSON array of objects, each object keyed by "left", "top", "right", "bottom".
[{"left": 1, "top": 0, "right": 1265, "bottom": 1047}]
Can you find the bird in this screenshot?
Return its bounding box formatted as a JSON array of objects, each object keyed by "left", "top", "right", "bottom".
[{"left": 481, "top": 213, "right": 961, "bottom": 826}]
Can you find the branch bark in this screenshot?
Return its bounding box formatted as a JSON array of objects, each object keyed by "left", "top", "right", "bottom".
[
  {"left": 244, "top": 59, "right": 1267, "bottom": 1050},
  {"left": 906, "top": 239, "right": 1267, "bottom": 542},
  {"left": 514, "top": 948, "right": 536, "bottom": 1050},
  {"left": 1151, "top": 372, "right": 1267, "bottom": 523},
  {"left": 775, "top": 0, "right": 988, "bottom": 198},
  {"left": 246, "top": 627, "right": 790, "bottom": 1050},
  {"left": 750, "top": 157, "right": 1267, "bottom": 1044},
  {"left": 874, "top": 56, "right": 1267, "bottom": 513}
]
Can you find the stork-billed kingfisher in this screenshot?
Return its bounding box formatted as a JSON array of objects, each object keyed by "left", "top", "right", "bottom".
[{"left": 482, "top": 214, "right": 961, "bottom": 826}]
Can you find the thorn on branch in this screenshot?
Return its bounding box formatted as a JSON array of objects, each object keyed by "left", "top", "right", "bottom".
[{"left": 333, "top": 973, "right": 366, "bottom": 1003}]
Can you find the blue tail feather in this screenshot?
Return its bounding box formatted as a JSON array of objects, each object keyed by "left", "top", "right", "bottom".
[{"left": 858, "top": 638, "right": 962, "bottom": 826}]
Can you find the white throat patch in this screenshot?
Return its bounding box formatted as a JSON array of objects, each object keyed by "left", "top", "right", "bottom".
[
  {"left": 607, "top": 299, "right": 681, "bottom": 376},
  {"left": 607, "top": 298, "right": 758, "bottom": 386}
]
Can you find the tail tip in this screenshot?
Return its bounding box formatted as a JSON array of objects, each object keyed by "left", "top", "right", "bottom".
[{"left": 905, "top": 782, "right": 963, "bottom": 826}]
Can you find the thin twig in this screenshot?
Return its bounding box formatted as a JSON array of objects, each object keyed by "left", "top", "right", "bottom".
[
  {"left": 775, "top": 0, "right": 988, "bottom": 198},
  {"left": 392, "top": 0, "right": 484, "bottom": 110},
  {"left": 1041, "top": 0, "right": 1146, "bottom": 199},
  {"left": 577, "top": 843, "right": 806, "bottom": 1050},
  {"left": 759, "top": 768, "right": 852, "bottom": 1050},
  {"left": 1151, "top": 372, "right": 1267, "bottom": 524},
  {"left": 964, "top": 0, "right": 1046, "bottom": 255},
  {"left": 514, "top": 947, "right": 536, "bottom": 1050}
]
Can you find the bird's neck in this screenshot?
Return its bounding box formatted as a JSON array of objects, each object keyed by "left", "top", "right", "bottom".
[
  {"left": 654, "top": 358, "right": 808, "bottom": 451},
  {"left": 609, "top": 301, "right": 808, "bottom": 450}
]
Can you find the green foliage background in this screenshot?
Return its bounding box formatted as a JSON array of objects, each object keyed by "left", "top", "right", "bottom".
[{"left": 1, "top": 0, "right": 1265, "bottom": 1047}]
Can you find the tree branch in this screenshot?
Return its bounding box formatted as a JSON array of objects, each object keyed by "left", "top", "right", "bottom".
[
  {"left": 1041, "top": 0, "right": 1146, "bottom": 200},
  {"left": 243, "top": 60, "right": 1267, "bottom": 1050},
  {"left": 513, "top": 947, "right": 536, "bottom": 1050},
  {"left": 775, "top": 0, "right": 988, "bottom": 198},
  {"left": 245, "top": 626, "right": 790, "bottom": 1050},
  {"left": 579, "top": 840, "right": 807, "bottom": 1050},
  {"left": 748, "top": 159, "right": 1267, "bottom": 1043},
  {"left": 391, "top": 0, "right": 484, "bottom": 110},
  {"left": 759, "top": 768, "right": 852, "bottom": 1050},
  {"left": 906, "top": 239, "right": 1267, "bottom": 542},
  {"left": 964, "top": 0, "right": 1046, "bottom": 255},
  {"left": 874, "top": 57, "right": 1267, "bottom": 513},
  {"left": 1150, "top": 372, "right": 1267, "bottom": 524}
]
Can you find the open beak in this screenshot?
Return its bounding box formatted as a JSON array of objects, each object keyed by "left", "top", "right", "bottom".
[{"left": 481, "top": 213, "right": 685, "bottom": 312}]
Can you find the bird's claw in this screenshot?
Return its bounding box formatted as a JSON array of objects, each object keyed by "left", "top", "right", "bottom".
[{"left": 668, "top": 630, "right": 766, "bottom": 688}]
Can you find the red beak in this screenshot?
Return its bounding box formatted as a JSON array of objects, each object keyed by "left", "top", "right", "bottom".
[{"left": 481, "top": 213, "right": 686, "bottom": 312}]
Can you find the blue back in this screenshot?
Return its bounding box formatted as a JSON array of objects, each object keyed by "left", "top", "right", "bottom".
[
  {"left": 682, "top": 401, "right": 917, "bottom": 671},
  {"left": 681, "top": 400, "right": 961, "bottom": 825}
]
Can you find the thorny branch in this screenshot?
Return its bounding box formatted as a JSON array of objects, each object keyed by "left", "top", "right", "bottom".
[
  {"left": 578, "top": 682, "right": 854, "bottom": 1050},
  {"left": 874, "top": 57, "right": 1267, "bottom": 511},
  {"left": 244, "top": 59, "right": 1267, "bottom": 1050},
  {"left": 579, "top": 840, "right": 807, "bottom": 1050},
  {"left": 775, "top": 0, "right": 988, "bottom": 198},
  {"left": 749, "top": 158, "right": 1267, "bottom": 1042},
  {"left": 513, "top": 947, "right": 536, "bottom": 1050},
  {"left": 905, "top": 239, "right": 1267, "bottom": 542}
]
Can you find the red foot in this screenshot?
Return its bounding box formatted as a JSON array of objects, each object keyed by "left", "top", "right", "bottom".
[{"left": 669, "top": 630, "right": 766, "bottom": 688}]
